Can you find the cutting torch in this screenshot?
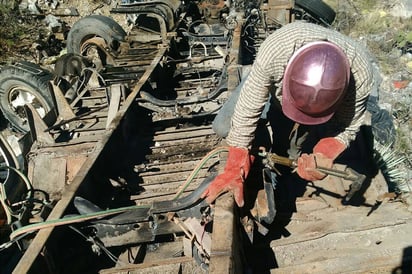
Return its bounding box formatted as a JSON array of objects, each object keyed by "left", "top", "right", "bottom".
[{"left": 258, "top": 150, "right": 367, "bottom": 203}]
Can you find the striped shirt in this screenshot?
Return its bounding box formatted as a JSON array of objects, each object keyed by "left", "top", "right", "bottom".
[{"left": 227, "top": 21, "right": 375, "bottom": 149}]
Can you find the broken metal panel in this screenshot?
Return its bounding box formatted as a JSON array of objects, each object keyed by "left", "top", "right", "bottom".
[{"left": 264, "top": 0, "right": 295, "bottom": 26}]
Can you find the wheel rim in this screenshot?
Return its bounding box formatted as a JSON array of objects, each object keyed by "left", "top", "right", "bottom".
[
  {"left": 9, "top": 86, "right": 47, "bottom": 127},
  {"left": 80, "top": 37, "right": 116, "bottom": 66}
]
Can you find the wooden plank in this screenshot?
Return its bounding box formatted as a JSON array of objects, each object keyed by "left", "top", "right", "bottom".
[
  {"left": 246, "top": 198, "right": 412, "bottom": 273},
  {"left": 136, "top": 158, "right": 217, "bottom": 177},
  {"left": 209, "top": 193, "right": 238, "bottom": 274},
  {"left": 271, "top": 221, "right": 412, "bottom": 273},
  {"left": 99, "top": 256, "right": 196, "bottom": 273}
]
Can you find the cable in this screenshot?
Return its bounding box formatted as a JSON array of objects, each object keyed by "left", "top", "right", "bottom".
[
  {"left": 173, "top": 146, "right": 229, "bottom": 200},
  {"left": 68, "top": 225, "right": 119, "bottom": 264},
  {"left": 0, "top": 165, "right": 34, "bottom": 224},
  {"left": 8, "top": 147, "right": 229, "bottom": 247},
  {"left": 9, "top": 203, "right": 151, "bottom": 240},
  {"left": 0, "top": 231, "right": 34, "bottom": 252}
]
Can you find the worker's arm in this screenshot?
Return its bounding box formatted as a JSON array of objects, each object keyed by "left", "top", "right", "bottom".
[
  {"left": 297, "top": 54, "right": 374, "bottom": 181},
  {"left": 331, "top": 40, "right": 375, "bottom": 147}
]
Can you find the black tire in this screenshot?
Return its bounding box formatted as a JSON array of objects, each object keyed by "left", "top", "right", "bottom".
[
  {"left": 0, "top": 62, "right": 55, "bottom": 133},
  {"left": 295, "top": 0, "right": 336, "bottom": 25},
  {"left": 66, "top": 15, "right": 127, "bottom": 55}
]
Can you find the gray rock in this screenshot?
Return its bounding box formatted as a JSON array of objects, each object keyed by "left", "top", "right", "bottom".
[
  {"left": 390, "top": 0, "right": 412, "bottom": 18},
  {"left": 44, "top": 14, "right": 62, "bottom": 32}
]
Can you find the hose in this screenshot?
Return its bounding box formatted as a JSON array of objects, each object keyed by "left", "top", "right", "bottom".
[
  {"left": 9, "top": 203, "right": 152, "bottom": 240},
  {"left": 0, "top": 166, "right": 34, "bottom": 224},
  {"left": 173, "top": 146, "right": 228, "bottom": 199},
  {"left": 9, "top": 146, "right": 229, "bottom": 240}
]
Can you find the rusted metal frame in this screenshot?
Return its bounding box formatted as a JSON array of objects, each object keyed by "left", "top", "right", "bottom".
[
  {"left": 135, "top": 158, "right": 217, "bottom": 176},
  {"left": 148, "top": 134, "right": 219, "bottom": 147},
  {"left": 150, "top": 127, "right": 215, "bottom": 140},
  {"left": 118, "top": 46, "right": 160, "bottom": 57},
  {"left": 131, "top": 184, "right": 201, "bottom": 199},
  {"left": 148, "top": 145, "right": 219, "bottom": 159},
  {"left": 12, "top": 46, "right": 168, "bottom": 274},
  {"left": 113, "top": 1, "right": 176, "bottom": 30},
  {"left": 141, "top": 153, "right": 216, "bottom": 165},
  {"left": 138, "top": 165, "right": 212, "bottom": 180},
  {"left": 81, "top": 37, "right": 118, "bottom": 65},
  {"left": 174, "top": 84, "right": 216, "bottom": 93},
  {"left": 90, "top": 217, "right": 182, "bottom": 248},
  {"left": 103, "top": 62, "right": 153, "bottom": 72},
  {"left": 135, "top": 183, "right": 208, "bottom": 200},
  {"left": 77, "top": 95, "right": 107, "bottom": 100},
  {"left": 139, "top": 174, "right": 211, "bottom": 188},
  {"left": 69, "top": 85, "right": 105, "bottom": 108},
  {"left": 24, "top": 104, "right": 55, "bottom": 145},
  {"left": 149, "top": 140, "right": 218, "bottom": 154},
  {"left": 112, "top": 6, "right": 170, "bottom": 42},
  {"left": 49, "top": 81, "right": 76, "bottom": 121},
  {"left": 106, "top": 84, "right": 123, "bottom": 129},
  {"left": 151, "top": 124, "right": 213, "bottom": 134},
  {"left": 148, "top": 140, "right": 221, "bottom": 154},
  {"left": 141, "top": 12, "right": 168, "bottom": 42},
  {"left": 45, "top": 106, "right": 107, "bottom": 132},
  {"left": 140, "top": 156, "right": 215, "bottom": 171},
  {"left": 70, "top": 125, "right": 107, "bottom": 133},
  {"left": 144, "top": 148, "right": 215, "bottom": 162},
  {"left": 151, "top": 129, "right": 217, "bottom": 141}
]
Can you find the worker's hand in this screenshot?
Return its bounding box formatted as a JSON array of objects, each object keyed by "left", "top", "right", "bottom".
[
  {"left": 297, "top": 153, "right": 333, "bottom": 181},
  {"left": 297, "top": 137, "right": 346, "bottom": 181},
  {"left": 201, "top": 146, "right": 254, "bottom": 207}
]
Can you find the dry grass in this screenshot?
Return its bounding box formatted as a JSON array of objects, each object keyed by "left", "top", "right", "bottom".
[{"left": 0, "top": 4, "right": 42, "bottom": 64}]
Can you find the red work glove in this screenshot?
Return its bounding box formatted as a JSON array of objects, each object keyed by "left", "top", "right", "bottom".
[
  {"left": 297, "top": 137, "right": 346, "bottom": 181},
  {"left": 201, "top": 146, "right": 254, "bottom": 207}
]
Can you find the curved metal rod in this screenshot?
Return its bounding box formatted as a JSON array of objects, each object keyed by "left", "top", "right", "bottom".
[{"left": 151, "top": 173, "right": 217, "bottom": 214}]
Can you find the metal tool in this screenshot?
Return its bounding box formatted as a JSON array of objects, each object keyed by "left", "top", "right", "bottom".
[{"left": 258, "top": 150, "right": 367, "bottom": 203}]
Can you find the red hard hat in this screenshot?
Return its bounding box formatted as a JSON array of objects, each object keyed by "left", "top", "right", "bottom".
[{"left": 282, "top": 41, "right": 350, "bottom": 125}]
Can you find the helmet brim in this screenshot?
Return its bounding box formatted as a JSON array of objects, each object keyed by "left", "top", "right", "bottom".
[{"left": 282, "top": 90, "right": 334, "bottom": 125}]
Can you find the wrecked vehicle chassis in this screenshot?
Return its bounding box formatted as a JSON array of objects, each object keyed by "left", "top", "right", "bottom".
[
  {"left": 1, "top": 1, "right": 274, "bottom": 272},
  {"left": 2, "top": 1, "right": 409, "bottom": 274}
]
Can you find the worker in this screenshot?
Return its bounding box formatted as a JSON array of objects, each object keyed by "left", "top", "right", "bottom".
[{"left": 201, "top": 21, "right": 375, "bottom": 207}]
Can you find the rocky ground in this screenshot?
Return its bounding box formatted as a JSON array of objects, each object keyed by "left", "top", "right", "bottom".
[{"left": 0, "top": 0, "right": 411, "bottom": 192}]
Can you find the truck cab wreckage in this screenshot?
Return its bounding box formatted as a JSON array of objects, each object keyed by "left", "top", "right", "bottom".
[{"left": 0, "top": 1, "right": 411, "bottom": 273}]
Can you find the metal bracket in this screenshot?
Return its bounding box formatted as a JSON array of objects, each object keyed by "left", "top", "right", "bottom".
[
  {"left": 49, "top": 80, "right": 77, "bottom": 122},
  {"left": 106, "top": 84, "right": 123, "bottom": 130},
  {"left": 24, "top": 104, "right": 55, "bottom": 145}
]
